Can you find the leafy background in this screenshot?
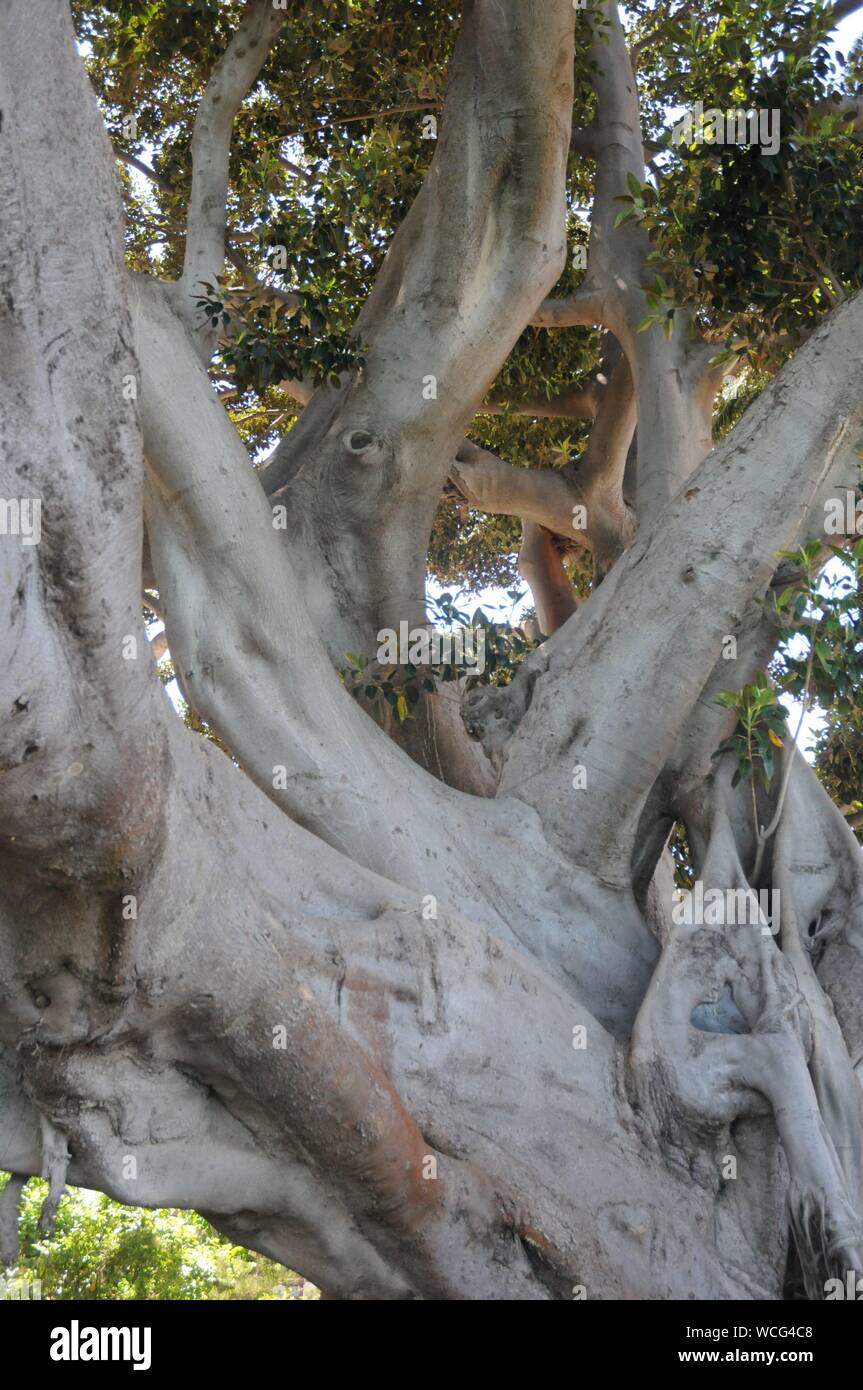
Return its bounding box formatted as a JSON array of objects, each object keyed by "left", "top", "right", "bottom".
[{"left": 2, "top": 0, "right": 861, "bottom": 1299}]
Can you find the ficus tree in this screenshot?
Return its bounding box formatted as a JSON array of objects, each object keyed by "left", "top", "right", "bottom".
[{"left": 2, "top": 0, "right": 863, "bottom": 1301}]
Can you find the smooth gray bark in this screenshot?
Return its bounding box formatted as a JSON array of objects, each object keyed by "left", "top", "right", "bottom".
[{"left": 2, "top": 0, "right": 863, "bottom": 1301}]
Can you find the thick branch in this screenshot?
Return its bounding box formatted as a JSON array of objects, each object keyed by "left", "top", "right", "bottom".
[
  {"left": 452, "top": 349, "right": 636, "bottom": 578},
  {"left": 531, "top": 286, "right": 604, "bottom": 329},
  {"left": 451, "top": 443, "right": 584, "bottom": 538},
  {"left": 0, "top": 0, "right": 168, "bottom": 876},
  {"left": 135, "top": 276, "right": 642, "bottom": 1018},
  {"left": 257, "top": 0, "right": 577, "bottom": 657}
]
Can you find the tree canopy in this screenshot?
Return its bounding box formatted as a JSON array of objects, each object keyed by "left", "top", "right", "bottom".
[{"left": 77, "top": 0, "right": 863, "bottom": 808}]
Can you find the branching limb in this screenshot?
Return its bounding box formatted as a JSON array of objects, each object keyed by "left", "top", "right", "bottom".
[
  {"left": 535, "top": 2, "right": 723, "bottom": 524},
  {"left": 451, "top": 369, "right": 636, "bottom": 580},
  {"left": 176, "top": 0, "right": 288, "bottom": 358},
  {"left": 463, "top": 292, "right": 863, "bottom": 880},
  {"left": 256, "top": 0, "right": 579, "bottom": 659},
  {"left": 133, "top": 277, "right": 598, "bottom": 976}
]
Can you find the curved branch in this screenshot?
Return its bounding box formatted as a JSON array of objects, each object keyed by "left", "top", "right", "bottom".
[
  {"left": 256, "top": 0, "right": 578, "bottom": 660},
  {"left": 452, "top": 349, "right": 636, "bottom": 578},
  {"left": 517, "top": 521, "right": 578, "bottom": 636},
  {"left": 350, "top": 0, "right": 576, "bottom": 441},
  {"left": 177, "top": 0, "right": 287, "bottom": 354},
  {"left": 114, "top": 144, "right": 175, "bottom": 193},
  {"left": 450, "top": 443, "right": 584, "bottom": 537},
  {"left": 537, "top": 3, "right": 721, "bottom": 525}
]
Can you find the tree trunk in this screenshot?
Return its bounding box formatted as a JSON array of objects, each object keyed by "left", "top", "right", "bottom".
[{"left": 2, "top": 0, "right": 863, "bottom": 1300}]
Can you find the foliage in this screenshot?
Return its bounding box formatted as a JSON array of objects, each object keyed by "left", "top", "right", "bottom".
[
  {"left": 339, "top": 591, "right": 541, "bottom": 725},
  {"left": 813, "top": 708, "right": 863, "bottom": 840},
  {"left": 669, "top": 820, "right": 695, "bottom": 890},
  {"left": 714, "top": 673, "right": 788, "bottom": 789},
  {"left": 771, "top": 538, "right": 863, "bottom": 716},
  {"left": 70, "top": 0, "right": 863, "bottom": 579},
  {"left": 629, "top": 0, "right": 863, "bottom": 366},
  {"left": 0, "top": 1175, "right": 316, "bottom": 1301},
  {"left": 713, "top": 537, "right": 863, "bottom": 839},
  {"left": 196, "top": 277, "right": 366, "bottom": 391}
]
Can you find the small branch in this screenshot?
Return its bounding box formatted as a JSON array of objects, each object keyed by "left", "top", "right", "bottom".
[
  {"left": 281, "top": 102, "right": 440, "bottom": 140},
  {"left": 531, "top": 287, "right": 604, "bottom": 329},
  {"left": 480, "top": 381, "right": 601, "bottom": 421},
  {"left": 629, "top": 2, "right": 695, "bottom": 66},
  {"left": 179, "top": 0, "right": 288, "bottom": 350},
  {"left": 275, "top": 151, "right": 315, "bottom": 186},
  {"left": 780, "top": 162, "right": 846, "bottom": 303},
  {"left": 114, "top": 144, "right": 175, "bottom": 194}
]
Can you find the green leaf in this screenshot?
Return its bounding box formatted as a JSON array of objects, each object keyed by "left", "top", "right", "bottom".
[{"left": 731, "top": 757, "right": 753, "bottom": 788}]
